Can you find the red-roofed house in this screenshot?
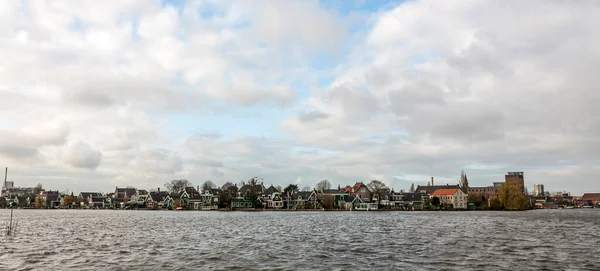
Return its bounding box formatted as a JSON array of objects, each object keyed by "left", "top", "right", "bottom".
[
  {"left": 431, "top": 188, "right": 468, "bottom": 209},
  {"left": 580, "top": 193, "right": 600, "bottom": 207}
]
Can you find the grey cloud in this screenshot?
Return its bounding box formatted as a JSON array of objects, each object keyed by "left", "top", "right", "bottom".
[
  {"left": 298, "top": 110, "right": 329, "bottom": 123},
  {"left": 63, "top": 141, "right": 102, "bottom": 169}
]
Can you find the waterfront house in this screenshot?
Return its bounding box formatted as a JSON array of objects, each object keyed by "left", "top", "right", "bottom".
[
  {"left": 580, "top": 193, "right": 600, "bottom": 207},
  {"left": 320, "top": 189, "right": 349, "bottom": 209},
  {"left": 78, "top": 192, "right": 103, "bottom": 207},
  {"left": 430, "top": 188, "right": 468, "bottom": 209},
  {"left": 147, "top": 190, "right": 170, "bottom": 209},
  {"left": 181, "top": 186, "right": 204, "bottom": 209},
  {"left": 348, "top": 182, "right": 372, "bottom": 202},
  {"left": 386, "top": 190, "right": 405, "bottom": 209},
  {"left": 402, "top": 192, "right": 424, "bottom": 210},
  {"left": 283, "top": 190, "right": 318, "bottom": 209},
  {"left": 263, "top": 185, "right": 283, "bottom": 209},
  {"left": 200, "top": 188, "right": 220, "bottom": 206},
  {"left": 39, "top": 190, "right": 61, "bottom": 209},
  {"left": 114, "top": 187, "right": 137, "bottom": 205},
  {"left": 343, "top": 195, "right": 378, "bottom": 211}
]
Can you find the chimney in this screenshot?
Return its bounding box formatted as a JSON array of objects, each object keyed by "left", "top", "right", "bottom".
[
  {"left": 197, "top": 185, "right": 200, "bottom": 192},
  {"left": 158, "top": 187, "right": 160, "bottom": 192},
  {"left": 431, "top": 177, "right": 434, "bottom": 186}
]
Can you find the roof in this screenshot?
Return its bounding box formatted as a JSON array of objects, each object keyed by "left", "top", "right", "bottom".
[
  {"left": 115, "top": 187, "right": 137, "bottom": 196},
  {"left": 137, "top": 190, "right": 148, "bottom": 195},
  {"left": 581, "top": 193, "right": 600, "bottom": 201},
  {"left": 210, "top": 188, "right": 221, "bottom": 195},
  {"left": 239, "top": 184, "right": 265, "bottom": 195},
  {"left": 81, "top": 192, "right": 103, "bottom": 199},
  {"left": 415, "top": 185, "right": 460, "bottom": 195},
  {"left": 431, "top": 188, "right": 459, "bottom": 196},
  {"left": 46, "top": 194, "right": 60, "bottom": 201},
  {"left": 149, "top": 191, "right": 169, "bottom": 202},
  {"left": 352, "top": 182, "right": 370, "bottom": 193},
  {"left": 402, "top": 192, "right": 422, "bottom": 202},
  {"left": 264, "top": 185, "right": 279, "bottom": 195},
  {"left": 344, "top": 195, "right": 363, "bottom": 203},
  {"left": 322, "top": 189, "right": 347, "bottom": 195}
]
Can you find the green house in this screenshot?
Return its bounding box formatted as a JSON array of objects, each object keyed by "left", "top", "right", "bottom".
[{"left": 231, "top": 197, "right": 254, "bottom": 209}]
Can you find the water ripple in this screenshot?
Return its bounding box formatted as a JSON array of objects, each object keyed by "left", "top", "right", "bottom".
[{"left": 1, "top": 209, "right": 599, "bottom": 270}]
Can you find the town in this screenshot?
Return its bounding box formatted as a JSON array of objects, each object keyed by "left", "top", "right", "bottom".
[{"left": 1, "top": 168, "right": 599, "bottom": 211}]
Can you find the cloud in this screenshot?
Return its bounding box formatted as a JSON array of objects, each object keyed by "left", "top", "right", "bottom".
[
  {"left": 62, "top": 141, "right": 102, "bottom": 169},
  {"left": 1, "top": 0, "right": 599, "bottom": 195}
]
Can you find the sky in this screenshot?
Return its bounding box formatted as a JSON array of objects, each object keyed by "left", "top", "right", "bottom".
[{"left": 1, "top": 0, "right": 599, "bottom": 195}]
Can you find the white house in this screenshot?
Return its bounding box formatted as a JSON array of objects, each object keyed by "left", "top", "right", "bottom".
[{"left": 430, "top": 188, "right": 468, "bottom": 209}]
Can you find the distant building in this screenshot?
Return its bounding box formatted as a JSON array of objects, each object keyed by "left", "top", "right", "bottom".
[
  {"left": 505, "top": 172, "right": 525, "bottom": 193},
  {"left": 468, "top": 186, "right": 496, "bottom": 199},
  {"left": 533, "top": 184, "right": 545, "bottom": 197},
  {"left": 493, "top": 182, "right": 504, "bottom": 188}
]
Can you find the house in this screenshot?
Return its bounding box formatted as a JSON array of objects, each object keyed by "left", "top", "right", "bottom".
[
  {"left": 580, "top": 193, "right": 600, "bottom": 207},
  {"left": 430, "top": 188, "right": 468, "bottom": 209},
  {"left": 348, "top": 182, "right": 372, "bottom": 202},
  {"left": 114, "top": 187, "right": 137, "bottom": 205},
  {"left": 415, "top": 184, "right": 462, "bottom": 195},
  {"left": 262, "top": 185, "right": 283, "bottom": 209},
  {"left": 199, "top": 188, "right": 220, "bottom": 206},
  {"left": 147, "top": 190, "right": 170, "bottom": 209},
  {"left": 386, "top": 190, "right": 405, "bottom": 209},
  {"left": 320, "top": 189, "right": 349, "bottom": 209},
  {"left": 402, "top": 192, "right": 425, "bottom": 210},
  {"left": 343, "top": 195, "right": 378, "bottom": 211},
  {"left": 283, "top": 191, "right": 318, "bottom": 209},
  {"left": 181, "top": 186, "right": 204, "bottom": 209},
  {"left": 79, "top": 192, "right": 103, "bottom": 207},
  {"left": 39, "top": 191, "right": 62, "bottom": 209}
]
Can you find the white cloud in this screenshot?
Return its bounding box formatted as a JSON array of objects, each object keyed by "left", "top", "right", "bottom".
[{"left": 1, "top": 0, "right": 599, "bottom": 194}]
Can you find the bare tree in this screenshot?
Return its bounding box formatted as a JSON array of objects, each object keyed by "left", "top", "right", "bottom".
[
  {"left": 368, "top": 180, "right": 389, "bottom": 202},
  {"left": 201, "top": 180, "right": 217, "bottom": 192},
  {"left": 221, "top": 182, "right": 235, "bottom": 190},
  {"left": 302, "top": 186, "right": 311, "bottom": 192},
  {"left": 460, "top": 170, "right": 469, "bottom": 190},
  {"left": 165, "top": 179, "right": 192, "bottom": 195},
  {"left": 409, "top": 183, "right": 415, "bottom": 193},
  {"left": 316, "top": 180, "right": 331, "bottom": 192}
]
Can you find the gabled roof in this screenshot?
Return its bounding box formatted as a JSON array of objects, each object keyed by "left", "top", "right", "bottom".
[
  {"left": 415, "top": 185, "right": 460, "bottom": 195},
  {"left": 345, "top": 195, "right": 363, "bottom": 203},
  {"left": 149, "top": 191, "right": 169, "bottom": 202},
  {"left": 264, "top": 185, "right": 279, "bottom": 195},
  {"left": 239, "top": 184, "right": 265, "bottom": 195},
  {"left": 46, "top": 194, "right": 60, "bottom": 201},
  {"left": 352, "top": 182, "right": 370, "bottom": 193},
  {"left": 115, "top": 187, "right": 137, "bottom": 196},
  {"left": 431, "top": 188, "right": 459, "bottom": 196},
  {"left": 80, "top": 192, "right": 103, "bottom": 199},
  {"left": 581, "top": 193, "right": 600, "bottom": 201}
]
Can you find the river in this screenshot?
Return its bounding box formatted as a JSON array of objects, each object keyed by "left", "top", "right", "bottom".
[{"left": 1, "top": 209, "right": 599, "bottom": 270}]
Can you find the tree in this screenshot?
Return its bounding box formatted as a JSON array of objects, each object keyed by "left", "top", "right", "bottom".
[
  {"left": 222, "top": 182, "right": 235, "bottom": 190},
  {"left": 201, "top": 180, "right": 216, "bottom": 192},
  {"left": 316, "top": 180, "right": 331, "bottom": 192},
  {"left": 409, "top": 183, "right": 415, "bottom": 193},
  {"left": 172, "top": 199, "right": 183, "bottom": 209},
  {"left": 283, "top": 184, "right": 299, "bottom": 195},
  {"left": 468, "top": 193, "right": 487, "bottom": 209},
  {"left": 35, "top": 196, "right": 44, "bottom": 209},
  {"left": 496, "top": 182, "right": 527, "bottom": 210},
  {"left": 431, "top": 196, "right": 441, "bottom": 207},
  {"left": 460, "top": 170, "right": 469, "bottom": 190},
  {"left": 275, "top": 186, "right": 282, "bottom": 192},
  {"left": 165, "top": 179, "right": 192, "bottom": 195},
  {"left": 302, "top": 186, "right": 311, "bottom": 192},
  {"left": 367, "top": 180, "right": 388, "bottom": 202},
  {"left": 61, "top": 195, "right": 76, "bottom": 208},
  {"left": 219, "top": 185, "right": 238, "bottom": 209}
]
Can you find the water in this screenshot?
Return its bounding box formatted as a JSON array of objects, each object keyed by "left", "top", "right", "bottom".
[{"left": 1, "top": 209, "right": 599, "bottom": 271}]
